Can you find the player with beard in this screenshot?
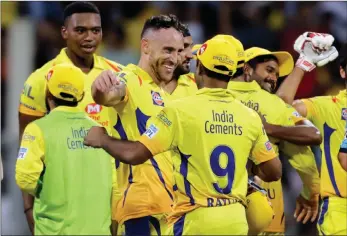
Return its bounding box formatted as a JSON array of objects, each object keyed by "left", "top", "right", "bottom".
[
  {"left": 18, "top": 2, "right": 123, "bottom": 234},
  {"left": 228, "top": 47, "right": 323, "bottom": 235},
  {"left": 91, "top": 15, "right": 197, "bottom": 236},
  {"left": 172, "top": 24, "right": 195, "bottom": 84}
]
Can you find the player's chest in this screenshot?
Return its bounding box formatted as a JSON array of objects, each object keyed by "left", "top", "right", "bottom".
[{"left": 132, "top": 84, "right": 177, "bottom": 115}]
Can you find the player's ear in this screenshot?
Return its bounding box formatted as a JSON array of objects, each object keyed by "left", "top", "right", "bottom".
[
  {"left": 340, "top": 66, "right": 346, "bottom": 79},
  {"left": 141, "top": 39, "right": 150, "bottom": 55},
  {"left": 61, "top": 26, "right": 68, "bottom": 40}
]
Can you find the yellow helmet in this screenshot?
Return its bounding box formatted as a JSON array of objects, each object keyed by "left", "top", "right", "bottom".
[{"left": 246, "top": 191, "right": 274, "bottom": 234}]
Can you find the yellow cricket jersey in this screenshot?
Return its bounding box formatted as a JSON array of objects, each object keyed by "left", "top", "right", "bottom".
[
  {"left": 112, "top": 64, "right": 197, "bottom": 224},
  {"left": 228, "top": 80, "right": 319, "bottom": 233},
  {"left": 301, "top": 90, "right": 347, "bottom": 198},
  {"left": 138, "top": 88, "right": 277, "bottom": 225},
  {"left": 19, "top": 48, "right": 123, "bottom": 134}
]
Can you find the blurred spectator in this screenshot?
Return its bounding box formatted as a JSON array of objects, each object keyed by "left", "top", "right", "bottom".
[{"left": 100, "top": 23, "right": 138, "bottom": 65}]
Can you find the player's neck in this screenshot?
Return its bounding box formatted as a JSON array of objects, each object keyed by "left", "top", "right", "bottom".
[
  {"left": 203, "top": 76, "right": 228, "bottom": 89},
  {"left": 138, "top": 57, "right": 162, "bottom": 85},
  {"left": 232, "top": 75, "right": 245, "bottom": 82},
  {"left": 66, "top": 48, "right": 94, "bottom": 72}
]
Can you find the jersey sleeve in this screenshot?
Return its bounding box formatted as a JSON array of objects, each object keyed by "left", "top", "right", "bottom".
[
  {"left": 284, "top": 104, "right": 305, "bottom": 124},
  {"left": 137, "top": 107, "right": 178, "bottom": 156},
  {"left": 15, "top": 122, "right": 45, "bottom": 196},
  {"left": 301, "top": 98, "right": 318, "bottom": 121},
  {"left": 339, "top": 123, "right": 347, "bottom": 153},
  {"left": 19, "top": 72, "right": 47, "bottom": 116},
  {"left": 249, "top": 114, "right": 277, "bottom": 164}
]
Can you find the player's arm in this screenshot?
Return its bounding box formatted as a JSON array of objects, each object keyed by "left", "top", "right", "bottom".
[
  {"left": 338, "top": 129, "right": 347, "bottom": 171},
  {"left": 262, "top": 106, "right": 322, "bottom": 145},
  {"left": 18, "top": 76, "right": 46, "bottom": 235},
  {"left": 92, "top": 70, "right": 128, "bottom": 107},
  {"left": 249, "top": 114, "right": 282, "bottom": 182},
  {"left": 84, "top": 108, "right": 178, "bottom": 165},
  {"left": 16, "top": 123, "right": 45, "bottom": 195},
  {"left": 276, "top": 67, "right": 305, "bottom": 104},
  {"left": 281, "top": 142, "right": 320, "bottom": 223}
]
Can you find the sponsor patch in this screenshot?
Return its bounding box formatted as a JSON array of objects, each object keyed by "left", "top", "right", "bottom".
[
  {"left": 22, "top": 133, "right": 36, "bottom": 141},
  {"left": 341, "top": 108, "right": 347, "bottom": 120},
  {"left": 85, "top": 103, "right": 102, "bottom": 114},
  {"left": 265, "top": 141, "right": 272, "bottom": 151},
  {"left": 144, "top": 124, "right": 159, "bottom": 139},
  {"left": 17, "top": 147, "right": 28, "bottom": 159},
  {"left": 151, "top": 91, "right": 164, "bottom": 107},
  {"left": 157, "top": 111, "right": 172, "bottom": 127}
]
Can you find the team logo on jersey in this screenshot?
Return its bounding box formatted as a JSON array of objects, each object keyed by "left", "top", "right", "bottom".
[
  {"left": 265, "top": 141, "right": 273, "bottom": 151},
  {"left": 198, "top": 44, "right": 207, "bottom": 55},
  {"left": 17, "top": 147, "right": 28, "bottom": 159},
  {"left": 46, "top": 70, "right": 54, "bottom": 81},
  {"left": 341, "top": 108, "right": 347, "bottom": 120},
  {"left": 151, "top": 91, "right": 164, "bottom": 107},
  {"left": 85, "top": 103, "right": 102, "bottom": 114},
  {"left": 144, "top": 124, "right": 159, "bottom": 139}
]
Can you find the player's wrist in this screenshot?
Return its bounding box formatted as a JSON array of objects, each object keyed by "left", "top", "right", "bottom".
[{"left": 295, "top": 54, "right": 316, "bottom": 72}]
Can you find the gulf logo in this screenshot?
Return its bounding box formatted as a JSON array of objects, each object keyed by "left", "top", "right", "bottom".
[{"left": 151, "top": 91, "right": 164, "bottom": 107}]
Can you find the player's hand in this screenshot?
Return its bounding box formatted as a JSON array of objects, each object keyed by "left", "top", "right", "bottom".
[
  {"left": 93, "top": 70, "right": 123, "bottom": 93},
  {"left": 84, "top": 126, "right": 108, "bottom": 148},
  {"left": 294, "top": 193, "right": 319, "bottom": 224},
  {"left": 294, "top": 32, "right": 339, "bottom": 72}
]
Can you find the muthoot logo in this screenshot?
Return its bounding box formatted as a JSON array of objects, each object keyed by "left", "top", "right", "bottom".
[{"left": 213, "top": 55, "right": 234, "bottom": 66}]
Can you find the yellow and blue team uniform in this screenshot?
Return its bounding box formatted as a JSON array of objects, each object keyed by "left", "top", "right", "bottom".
[
  {"left": 138, "top": 88, "right": 277, "bottom": 235},
  {"left": 301, "top": 90, "right": 347, "bottom": 235},
  {"left": 228, "top": 80, "right": 320, "bottom": 234},
  {"left": 19, "top": 48, "right": 124, "bottom": 222},
  {"left": 111, "top": 64, "right": 197, "bottom": 234},
  {"left": 339, "top": 123, "right": 347, "bottom": 153}
]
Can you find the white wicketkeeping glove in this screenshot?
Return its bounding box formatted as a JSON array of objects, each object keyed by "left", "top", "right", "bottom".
[{"left": 293, "top": 32, "right": 339, "bottom": 72}]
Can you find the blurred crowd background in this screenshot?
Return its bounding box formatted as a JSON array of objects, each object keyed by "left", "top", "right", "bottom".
[{"left": 1, "top": 1, "right": 347, "bottom": 235}]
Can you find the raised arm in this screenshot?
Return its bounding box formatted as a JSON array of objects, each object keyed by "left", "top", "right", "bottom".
[{"left": 276, "top": 32, "right": 338, "bottom": 104}]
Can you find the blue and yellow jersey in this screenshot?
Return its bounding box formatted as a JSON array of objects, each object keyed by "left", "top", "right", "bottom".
[
  {"left": 112, "top": 64, "right": 197, "bottom": 224},
  {"left": 301, "top": 90, "right": 347, "bottom": 198},
  {"left": 19, "top": 48, "right": 123, "bottom": 134},
  {"left": 340, "top": 122, "right": 347, "bottom": 153},
  {"left": 138, "top": 88, "right": 277, "bottom": 225},
  {"left": 228, "top": 80, "right": 319, "bottom": 233}
]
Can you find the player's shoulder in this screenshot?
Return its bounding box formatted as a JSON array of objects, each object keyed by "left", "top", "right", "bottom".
[
  {"left": 95, "top": 55, "right": 124, "bottom": 72},
  {"left": 178, "top": 73, "right": 196, "bottom": 85},
  {"left": 234, "top": 98, "right": 260, "bottom": 118},
  {"left": 25, "top": 58, "right": 58, "bottom": 85}
]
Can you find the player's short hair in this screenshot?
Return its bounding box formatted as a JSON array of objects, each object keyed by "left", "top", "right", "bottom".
[
  {"left": 339, "top": 43, "right": 347, "bottom": 71},
  {"left": 52, "top": 96, "right": 78, "bottom": 107},
  {"left": 247, "top": 55, "right": 279, "bottom": 70},
  {"left": 232, "top": 68, "right": 244, "bottom": 78},
  {"left": 179, "top": 23, "right": 191, "bottom": 37},
  {"left": 140, "top": 14, "right": 182, "bottom": 39},
  {"left": 63, "top": 2, "right": 100, "bottom": 23},
  {"left": 198, "top": 61, "right": 232, "bottom": 82}
]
